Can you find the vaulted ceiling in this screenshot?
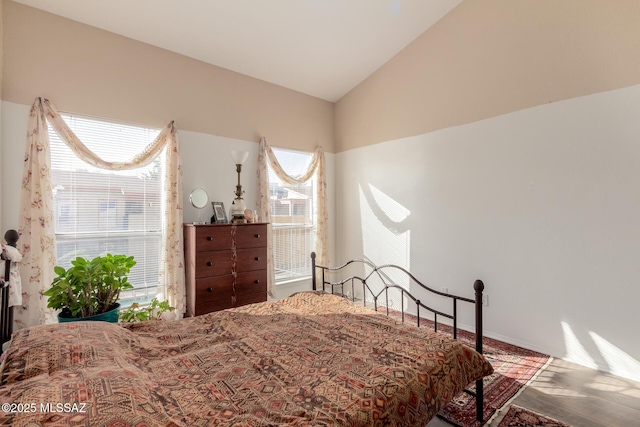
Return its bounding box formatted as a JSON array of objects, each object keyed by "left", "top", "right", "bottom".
[{"left": 12, "top": 0, "right": 462, "bottom": 102}]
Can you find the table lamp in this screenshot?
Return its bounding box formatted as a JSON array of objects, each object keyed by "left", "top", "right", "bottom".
[{"left": 230, "top": 150, "right": 249, "bottom": 224}]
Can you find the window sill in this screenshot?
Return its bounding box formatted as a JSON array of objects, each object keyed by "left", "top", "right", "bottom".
[{"left": 276, "top": 276, "right": 311, "bottom": 287}]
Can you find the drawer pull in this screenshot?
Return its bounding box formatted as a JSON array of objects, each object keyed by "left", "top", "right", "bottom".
[
  {"left": 254, "top": 257, "right": 260, "bottom": 261},
  {"left": 255, "top": 234, "right": 260, "bottom": 238},
  {"left": 206, "top": 261, "right": 213, "bottom": 267},
  {"left": 207, "top": 287, "right": 213, "bottom": 292},
  {"left": 206, "top": 236, "right": 213, "bottom": 241},
  {"left": 254, "top": 280, "right": 260, "bottom": 284}
]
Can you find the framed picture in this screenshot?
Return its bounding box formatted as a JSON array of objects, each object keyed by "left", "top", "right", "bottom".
[
  {"left": 211, "top": 202, "right": 227, "bottom": 224},
  {"left": 211, "top": 202, "right": 227, "bottom": 223}
]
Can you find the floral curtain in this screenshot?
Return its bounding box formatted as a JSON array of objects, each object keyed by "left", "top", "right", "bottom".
[
  {"left": 257, "top": 137, "right": 328, "bottom": 297},
  {"left": 13, "top": 99, "right": 58, "bottom": 328},
  {"left": 14, "top": 97, "right": 184, "bottom": 329}
]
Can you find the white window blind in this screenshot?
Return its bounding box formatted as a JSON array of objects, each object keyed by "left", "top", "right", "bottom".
[
  {"left": 268, "top": 148, "right": 316, "bottom": 283},
  {"left": 49, "top": 114, "right": 164, "bottom": 304}
]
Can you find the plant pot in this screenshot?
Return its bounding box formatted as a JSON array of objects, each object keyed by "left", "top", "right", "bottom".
[{"left": 58, "top": 303, "right": 121, "bottom": 323}]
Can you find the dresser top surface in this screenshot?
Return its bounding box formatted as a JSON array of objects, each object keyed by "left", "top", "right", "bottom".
[{"left": 184, "top": 222, "right": 268, "bottom": 227}]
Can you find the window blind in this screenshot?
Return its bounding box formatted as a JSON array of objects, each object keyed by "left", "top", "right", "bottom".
[
  {"left": 48, "top": 114, "right": 164, "bottom": 303},
  {"left": 268, "top": 148, "right": 316, "bottom": 283}
]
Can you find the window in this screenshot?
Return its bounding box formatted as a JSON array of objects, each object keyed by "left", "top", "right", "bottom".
[
  {"left": 49, "top": 114, "right": 164, "bottom": 305},
  {"left": 268, "top": 148, "right": 317, "bottom": 283}
]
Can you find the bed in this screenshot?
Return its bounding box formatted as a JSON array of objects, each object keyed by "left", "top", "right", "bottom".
[{"left": 0, "top": 250, "right": 493, "bottom": 426}]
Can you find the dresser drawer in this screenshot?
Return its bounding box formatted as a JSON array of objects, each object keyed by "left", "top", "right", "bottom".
[
  {"left": 235, "top": 224, "right": 268, "bottom": 249},
  {"left": 235, "top": 292, "right": 268, "bottom": 308},
  {"left": 194, "top": 271, "right": 267, "bottom": 304},
  {"left": 194, "top": 299, "right": 233, "bottom": 315},
  {"left": 236, "top": 248, "right": 267, "bottom": 272},
  {"left": 195, "top": 250, "right": 233, "bottom": 278},
  {"left": 193, "top": 272, "right": 267, "bottom": 316},
  {"left": 194, "top": 226, "right": 234, "bottom": 252},
  {"left": 195, "top": 248, "right": 267, "bottom": 278},
  {"left": 193, "top": 292, "right": 267, "bottom": 316}
]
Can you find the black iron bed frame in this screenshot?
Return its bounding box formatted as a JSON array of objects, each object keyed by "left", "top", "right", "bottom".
[
  {"left": 311, "top": 252, "right": 487, "bottom": 424},
  {"left": 0, "top": 235, "right": 487, "bottom": 421},
  {"left": 1, "top": 230, "right": 19, "bottom": 346}
]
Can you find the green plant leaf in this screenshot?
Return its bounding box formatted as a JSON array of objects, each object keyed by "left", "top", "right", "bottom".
[{"left": 46, "top": 253, "right": 136, "bottom": 318}]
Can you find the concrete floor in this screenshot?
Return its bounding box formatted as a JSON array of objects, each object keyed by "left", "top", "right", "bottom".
[{"left": 427, "top": 358, "right": 640, "bottom": 426}]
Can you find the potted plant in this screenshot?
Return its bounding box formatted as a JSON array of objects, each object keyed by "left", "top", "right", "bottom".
[
  {"left": 119, "top": 298, "right": 175, "bottom": 323},
  {"left": 44, "top": 253, "right": 136, "bottom": 323}
]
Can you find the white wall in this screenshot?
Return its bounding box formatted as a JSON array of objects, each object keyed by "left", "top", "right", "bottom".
[
  {"left": 180, "top": 130, "right": 260, "bottom": 225},
  {"left": 0, "top": 101, "right": 27, "bottom": 232},
  {"left": 336, "top": 85, "right": 640, "bottom": 382},
  {"left": 1, "top": 100, "right": 335, "bottom": 298}
]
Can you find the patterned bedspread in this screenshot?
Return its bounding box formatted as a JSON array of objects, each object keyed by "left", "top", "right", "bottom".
[{"left": 0, "top": 291, "right": 493, "bottom": 426}]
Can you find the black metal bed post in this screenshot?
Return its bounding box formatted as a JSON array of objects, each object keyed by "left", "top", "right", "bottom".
[
  {"left": 474, "top": 279, "right": 485, "bottom": 422},
  {"left": 1, "top": 230, "right": 19, "bottom": 345},
  {"left": 1, "top": 259, "right": 10, "bottom": 345},
  {"left": 311, "top": 252, "right": 316, "bottom": 291},
  {"left": 453, "top": 299, "right": 458, "bottom": 339}
]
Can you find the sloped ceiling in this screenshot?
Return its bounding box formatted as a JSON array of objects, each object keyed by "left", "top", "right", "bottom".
[{"left": 12, "top": 0, "right": 462, "bottom": 102}]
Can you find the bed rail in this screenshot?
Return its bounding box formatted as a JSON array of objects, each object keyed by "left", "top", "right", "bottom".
[
  {"left": 1, "top": 230, "right": 19, "bottom": 345},
  {"left": 311, "top": 252, "right": 486, "bottom": 423}
]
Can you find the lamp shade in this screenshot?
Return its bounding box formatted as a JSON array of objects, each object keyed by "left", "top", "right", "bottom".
[{"left": 230, "top": 150, "right": 249, "bottom": 165}]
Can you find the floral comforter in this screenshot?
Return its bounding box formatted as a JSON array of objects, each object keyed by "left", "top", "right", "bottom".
[{"left": 0, "top": 291, "right": 493, "bottom": 426}]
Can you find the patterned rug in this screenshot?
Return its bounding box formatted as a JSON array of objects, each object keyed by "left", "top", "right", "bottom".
[
  {"left": 378, "top": 308, "right": 550, "bottom": 427},
  {"left": 497, "top": 405, "right": 572, "bottom": 427}
]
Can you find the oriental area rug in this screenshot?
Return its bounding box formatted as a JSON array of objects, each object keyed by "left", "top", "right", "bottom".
[
  {"left": 496, "top": 405, "right": 573, "bottom": 427},
  {"left": 379, "top": 308, "right": 551, "bottom": 427}
]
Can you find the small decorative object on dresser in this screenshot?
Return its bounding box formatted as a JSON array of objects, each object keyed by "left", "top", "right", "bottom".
[
  {"left": 189, "top": 188, "right": 209, "bottom": 224},
  {"left": 210, "top": 201, "right": 227, "bottom": 224},
  {"left": 183, "top": 223, "right": 267, "bottom": 316}
]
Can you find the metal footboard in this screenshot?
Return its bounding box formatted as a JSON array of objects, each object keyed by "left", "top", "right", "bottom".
[{"left": 311, "top": 252, "right": 486, "bottom": 423}]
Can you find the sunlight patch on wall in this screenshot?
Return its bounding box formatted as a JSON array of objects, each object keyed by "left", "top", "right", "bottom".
[
  {"left": 358, "top": 182, "right": 410, "bottom": 268},
  {"left": 561, "top": 322, "right": 598, "bottom": 370},
  {"left": 359, "top": 183, "right": 410, "bottom": 307},
  {"left": 589, "top": 332, "right": 640, "bottom": 383}
]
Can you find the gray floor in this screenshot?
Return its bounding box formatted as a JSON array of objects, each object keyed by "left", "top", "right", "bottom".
[{"left": 427, "top": 358, "right": 640, "bottom": 427}]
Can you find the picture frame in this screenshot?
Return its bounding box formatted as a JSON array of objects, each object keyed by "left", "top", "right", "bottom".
[{"left": 211, "top": 202, "right": 227, "bottom": 224}]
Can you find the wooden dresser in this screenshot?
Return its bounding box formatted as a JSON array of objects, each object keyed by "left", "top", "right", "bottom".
[{"left": 183, "top": 223, "right": 268, "bottom": 316}]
